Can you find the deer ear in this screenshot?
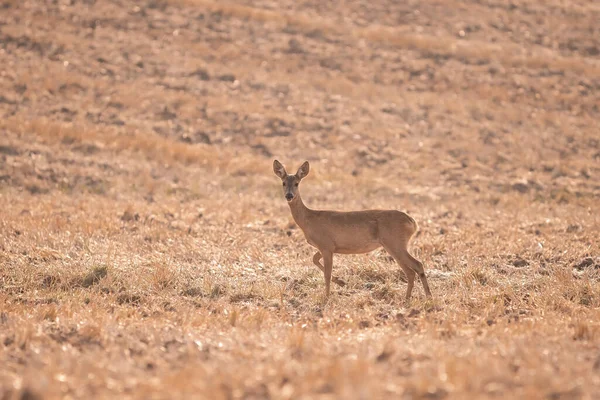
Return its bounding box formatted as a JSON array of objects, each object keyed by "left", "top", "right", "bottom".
[
  {"left": 273, "top": 160, "right": 287, "bottom": 179},
  {"left": 296, "top": 161, "right": 310, "bottom": 180}
]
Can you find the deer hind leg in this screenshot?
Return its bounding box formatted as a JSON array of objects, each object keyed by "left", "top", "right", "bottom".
[
  {"left": 407, "top": 252, "right": 432, "bottom": 298},
  {"left": 404, "top": 250, "right": 431, "bottom": 297},
  {"left": 404, "top": 268, "right": 416, "bottom": 303},
  {"left": 389, "top": 253, "right": 417, "bottom": 303},
  {"left": 383, "top": 243, "right": 432, "bottom": 301},
  {"left": 313, "top": 252, "right": 346, "bottom": 287}
]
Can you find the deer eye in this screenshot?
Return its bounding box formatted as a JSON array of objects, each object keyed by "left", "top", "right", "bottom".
[
  {"left": 282, "top": 182, "right": 286, "bottom": 186},
  {"left": 294, "top": 183, "right": 299, "bottom": 187}
]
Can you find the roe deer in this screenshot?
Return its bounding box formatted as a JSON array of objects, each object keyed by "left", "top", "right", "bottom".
[{"left": 273, "top": 160, "right": 432, "bottom": 302}]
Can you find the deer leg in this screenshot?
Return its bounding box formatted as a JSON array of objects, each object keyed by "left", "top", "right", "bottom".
[
  {"left": 383, "top": 244, "right": 432, "bottom": 301},
  {"left": 321, "top": 250, "right": 333, "bottom": 297},
  {"left": 313, "top": 252, "right": 346, "bottom": 287},
  {"left": 390, "top": 256, "right": 416, "bottom": 304},
  {"left": 401, "top": 251, "right": 432, "bottom": 299},
  {"left": 414, "top": 258, "right": 433, "bottom": 298},
  {"left": 404, "top": 268, "right": 416, "bottom": 304}
]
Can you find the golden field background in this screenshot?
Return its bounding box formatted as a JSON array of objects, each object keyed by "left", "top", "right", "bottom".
[{"left": 0, "top": 0, "right": 599, "bottom": 398}]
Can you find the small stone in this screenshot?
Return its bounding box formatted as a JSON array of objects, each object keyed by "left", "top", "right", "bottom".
[
  {"left": 512, "top": 258, "right": 529, "bottom": 268},
  {"left": 218, "top": 74, "right": 236, "bottom": 82}
]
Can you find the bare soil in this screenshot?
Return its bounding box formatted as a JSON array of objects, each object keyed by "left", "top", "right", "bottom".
[{"left": 0, "top": 0, "right": 599, "bottom": 398}]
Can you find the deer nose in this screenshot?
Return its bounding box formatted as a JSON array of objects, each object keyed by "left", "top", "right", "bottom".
[{"left": 285, "top": 193, "right": 294, "bottom": 200}]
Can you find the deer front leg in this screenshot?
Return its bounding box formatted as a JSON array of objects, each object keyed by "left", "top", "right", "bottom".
[
  {"left": 313, "top": 252, "right": 346, "bottom": 287},
  {"left": 321, "top": 250, "right": 333, "bottom": 297}
]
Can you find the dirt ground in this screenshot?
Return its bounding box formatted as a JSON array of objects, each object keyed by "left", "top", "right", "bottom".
[{"left": 0, "top": 0, "right": 599, "bottom": 398}]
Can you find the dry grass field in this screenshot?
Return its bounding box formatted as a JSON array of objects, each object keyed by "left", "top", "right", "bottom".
[{"left": 1, "top": 0, "right": 599, "bottom": 398}]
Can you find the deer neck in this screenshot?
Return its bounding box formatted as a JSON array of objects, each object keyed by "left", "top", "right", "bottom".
[{"left": 288, "top": 194, "right": 311, "bottom": 230}]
